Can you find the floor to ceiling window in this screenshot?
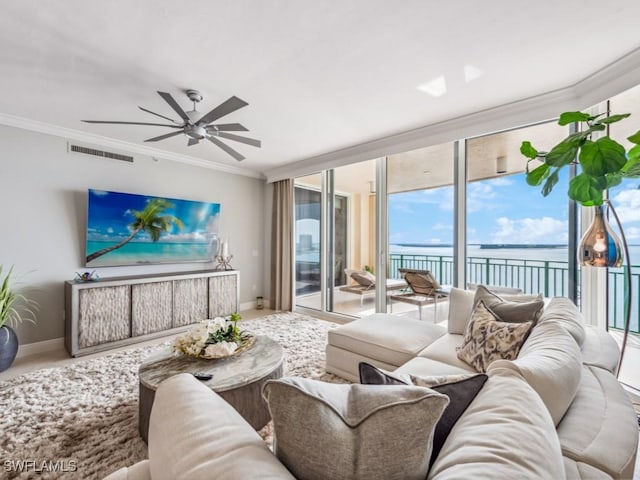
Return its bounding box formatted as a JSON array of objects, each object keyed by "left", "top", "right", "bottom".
[
  {"left": 385, "top": 142, "right": 455, "bottom": 320},
  {"left": 465, "top": 122, "right": 571, "bottom": 296}
]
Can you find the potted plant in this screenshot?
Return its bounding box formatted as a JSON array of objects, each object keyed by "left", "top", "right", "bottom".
[
  {"left": 0, "top": 266, "right": 38, "bottom": 372},
  {"left": 520, "top": 110, "right": 640, "bottom": 373}
]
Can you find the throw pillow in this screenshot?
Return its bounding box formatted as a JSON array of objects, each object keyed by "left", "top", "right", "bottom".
[
  {"left": 263, "top": 376, "right": 448, "bottom": 480},
  {"left": 358, "top": 361, "right": 411, "bottom": 385},
  {"left": 358, "top": 362, "right": 488, "bottom": 467},
  {"left": 473, "top": 285, "right": 544, "bottom": 324},
  {"left": 456, "top": 301, "right": 534, "bottom": 372},
  {"left": 351, "top": 270, "right": 375, "bottom": 287}
]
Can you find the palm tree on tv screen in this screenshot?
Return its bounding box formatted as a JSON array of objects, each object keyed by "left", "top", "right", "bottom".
[{"left": 86, "top": 198, "right": 184, "bottom": 263}]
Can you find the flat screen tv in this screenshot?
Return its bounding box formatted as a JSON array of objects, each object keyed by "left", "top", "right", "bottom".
[{"left": 86, "top": 189, "right": 220, "bottom": 267}]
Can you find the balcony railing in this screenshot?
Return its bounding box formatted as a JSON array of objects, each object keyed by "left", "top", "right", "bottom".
[{"left": 389, "top": 253, "right": 639, "bottom": 334}]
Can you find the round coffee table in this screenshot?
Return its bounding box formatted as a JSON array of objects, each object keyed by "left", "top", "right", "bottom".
[{"left": 138, "top": 335, "right": 284, "bottom": 443}]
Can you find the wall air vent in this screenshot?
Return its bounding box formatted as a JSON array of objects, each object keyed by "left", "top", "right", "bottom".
[{"left": 68, "top": 143, "right": 134, "bottom": 163}]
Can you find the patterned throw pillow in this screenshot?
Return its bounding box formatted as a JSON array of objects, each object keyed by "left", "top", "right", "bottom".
[
  {"left": 456, "top": 301, "right": 534, "bottom": 372},
  {"left": 358, "top": 362, "right": 488, "bottom": 467}
]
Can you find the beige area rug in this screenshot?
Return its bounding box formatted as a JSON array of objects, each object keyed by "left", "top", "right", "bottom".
[{"left": 0, "top": 312, "right": 345, "bottom": 480}]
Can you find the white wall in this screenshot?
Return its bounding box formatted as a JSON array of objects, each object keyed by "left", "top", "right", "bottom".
[{"left": 0, "top": 124, "right": 268, "bottom": 345}]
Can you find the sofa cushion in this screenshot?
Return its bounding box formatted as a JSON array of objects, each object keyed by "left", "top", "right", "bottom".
[
  {"left": 358, "top": 362, "right": 488, "bottom": 468},
  {"left": 325, "top": 344, "right": 399, "bottom": 383},
  {"left": 394, "top": 356, "right": 474, "bottom": 377},
  {"left": 540, "top": 297, "right": 586, "bottom": 347},
  {"left": 563, "top": 457, "right": 613, "bottom": 480},
  {"left": 456, "top": 301, "right": 534, "bottom": 372},
  {"left": 148, "top": 374, "right": 295, "bottom": 480},
  {"left": 488, "top": 320, "right": 582, "bottom": 426},
  {"left": 556, "top": 365, "right": 638, "bottom": 479},
  {"left": 417, "top": 333, "right": 477, "bottom": 373},
  {"left": 581, "top": 325, "right": 619, "bottom": 373},
  {"left": 448, "top": 287, "right": 543, "bottom": 335},
  {"left": 427, "top": 366, "right": 565, "bottom": 480},
  {"left": 263, "top": 377, "right": 449, "bottom": 480},
  {"left": 327, "top": 314, "right": 446, "bottom": 367},
  {"left": 103, "top": 461, "right": 151, "bottom": 480}
]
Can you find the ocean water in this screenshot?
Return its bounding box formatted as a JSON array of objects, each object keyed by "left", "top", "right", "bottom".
[{"left": 86, "top": 241, "right": 214, "bottom": 267}]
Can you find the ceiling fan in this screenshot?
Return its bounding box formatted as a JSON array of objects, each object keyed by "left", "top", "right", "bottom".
[{"left": 82, "top": 90, "right": 260, "bottom": 161}]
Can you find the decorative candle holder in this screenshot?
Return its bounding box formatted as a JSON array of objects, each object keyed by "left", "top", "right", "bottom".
[{"left": 215, "top": 254, "right": 234, "bottom": 271}]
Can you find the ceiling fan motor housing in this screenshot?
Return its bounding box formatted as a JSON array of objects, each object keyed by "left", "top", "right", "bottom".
[{"left": 185, "top": 124, "right": 207, "bottom": 139}]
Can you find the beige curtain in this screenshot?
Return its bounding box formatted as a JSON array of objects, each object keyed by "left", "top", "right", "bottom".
[{"left": 271, "top": 179, "right": 294, "bottom": 311}]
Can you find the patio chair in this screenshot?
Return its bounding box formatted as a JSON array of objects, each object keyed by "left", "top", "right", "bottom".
[
  {"left": 389, "top": 268, "right": 449, "bottom": 321},
  {"left": 338, "top": 269, "right": 406, "bottom": 306}
]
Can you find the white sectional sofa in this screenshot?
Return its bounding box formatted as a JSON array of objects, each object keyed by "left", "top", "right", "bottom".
[
  {"left": 326, "top": 289, "right": 638, "bottom": 479},
  {"left": 106, "top": 289, "right": 637, "bottom": 480}
]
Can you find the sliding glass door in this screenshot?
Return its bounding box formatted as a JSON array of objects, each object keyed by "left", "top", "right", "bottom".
[
  {"left": 294, "top": 160, "right": 377, "bottom": 318},
  {"left": 294, "top": 176, "right": 322, "bottom": 309}
]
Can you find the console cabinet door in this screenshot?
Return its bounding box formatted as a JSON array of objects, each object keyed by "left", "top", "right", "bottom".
[
  {"left": 78, "top": 286, "right": 131, "bottom": 348},
  {"left": 209, "top": 275, "right": 237, "bottom": 317},
  {"left": 132, "top": 281, "right": 173, "bottom": 336},
  {"left": 173, "top": 278, "right": 209, "bottom": 327}
]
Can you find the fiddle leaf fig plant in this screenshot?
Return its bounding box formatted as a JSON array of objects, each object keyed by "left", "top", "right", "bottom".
[{"left": 520, "top": 111, "right": 640, "bottom": 206}]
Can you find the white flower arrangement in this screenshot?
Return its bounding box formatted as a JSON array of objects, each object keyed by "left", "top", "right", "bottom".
[{"left": 173, "top": 313, "right": 247, "bottom": 359}]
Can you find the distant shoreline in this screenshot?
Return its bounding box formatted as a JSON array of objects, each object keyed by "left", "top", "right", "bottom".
[
  {"left": 394, "top": 243, "right": 565, "bottom": 249},
  {"left": 393, "top": 243, "right": 639, "bottom": 249}
]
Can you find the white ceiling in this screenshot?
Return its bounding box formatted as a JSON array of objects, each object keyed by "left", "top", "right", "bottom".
[{"left": 1, "top": 1, "right": 640, "bottom": 179}]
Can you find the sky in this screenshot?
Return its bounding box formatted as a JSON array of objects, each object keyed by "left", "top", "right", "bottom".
[
  {"left": 86, "top": 189, "right": 220, "bottom": 244},
  {"left": 389, "top": 169, "right": 640, "bottom": 245}
]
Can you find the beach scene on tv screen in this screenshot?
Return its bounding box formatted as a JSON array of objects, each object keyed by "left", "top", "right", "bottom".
[{"left": 86, "top": 189, "right": 220, "bottom": 267}]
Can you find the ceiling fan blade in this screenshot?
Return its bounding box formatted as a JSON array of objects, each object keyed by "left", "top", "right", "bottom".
[
  {"left": 197, "top": 96, "right": 248, "bottom": 126},
  {"left": 187, "top": 138, "right": 200, "bottom": 147},
  {"left": 207, "top": 137, "right": 245, "bottom": 161},
  {"left": 144, "top": 130, "right": 184, "bottom": 142},
  {"left": 206, "top": 123, "right": 249, "bottom": 132},
  {"left": 217, "top": 132, "right": 261, "bottom": 148},
  {"left": 82, "top": 120, "right": 182, "bottom": 128},
  {"left": 138, "top": 106, "right": 178, "bottom": 123},
  {"left": 157, "top": 91, "right": 190, "bottom": 122}
]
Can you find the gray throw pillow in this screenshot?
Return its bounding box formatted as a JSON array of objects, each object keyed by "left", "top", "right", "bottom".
[
  {"left": 473, "top": 285, "right": 544, "bottom": 324},
  {"left": 263, "top": 376, "right": 448, "bottom": 480},
  {"left": 358, "top": 362, "right": 488, "bottom": 467}
]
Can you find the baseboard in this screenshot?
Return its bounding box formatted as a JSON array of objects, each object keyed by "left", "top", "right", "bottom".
[
  {"left": 239, "top": 299, "right": 270, "bottom": 311},
  {"left": 17, "top": 337, "right": 65, "bottom": 359}
]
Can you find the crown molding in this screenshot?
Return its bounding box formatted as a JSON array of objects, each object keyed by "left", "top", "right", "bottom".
[
  {"left": 0, "top": 113, "right": 265, "bottom": 179},
  {"left": 265, "top": 46, "right": 640, "bottom": 183}
]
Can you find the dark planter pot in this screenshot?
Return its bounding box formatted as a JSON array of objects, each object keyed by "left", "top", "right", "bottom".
[{"left": 0, "top": 325, "right": 19, "bottom": 372}]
